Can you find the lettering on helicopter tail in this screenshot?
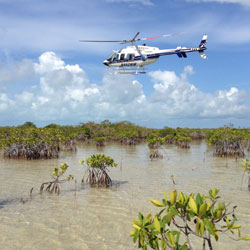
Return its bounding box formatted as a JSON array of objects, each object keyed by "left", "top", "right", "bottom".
[
  {"left": 176, "top": 53, "right": 182, "bottom": 58},
  {"left": 121, "top": 63, "right": 137, "bottom": 67}
]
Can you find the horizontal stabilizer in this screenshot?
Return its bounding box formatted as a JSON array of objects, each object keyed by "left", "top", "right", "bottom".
[{"left": 199, "top": 51, "right": 207, "bottom": 59}]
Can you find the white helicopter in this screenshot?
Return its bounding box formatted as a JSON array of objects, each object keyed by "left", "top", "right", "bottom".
[{"left": 80, "top": 32, "right": 207, "bottom": 74}]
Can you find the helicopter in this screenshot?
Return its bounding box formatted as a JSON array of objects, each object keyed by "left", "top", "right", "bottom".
[{"left": 80, "top": 32, "right": 207, "bottom": 74}]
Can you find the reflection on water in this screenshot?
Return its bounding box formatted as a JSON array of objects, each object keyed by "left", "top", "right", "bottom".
[{"left": 0, "top": 142, "right": 250, "bottom": 249}]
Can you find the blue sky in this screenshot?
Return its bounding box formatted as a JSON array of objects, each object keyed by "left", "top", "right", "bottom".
[{"left": 0, "top": 0, "right": 250, "bottom": 128}]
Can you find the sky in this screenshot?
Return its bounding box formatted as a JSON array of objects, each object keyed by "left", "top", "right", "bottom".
[{"left": 0, "top": 0, "right": 250, "bottom": 128}]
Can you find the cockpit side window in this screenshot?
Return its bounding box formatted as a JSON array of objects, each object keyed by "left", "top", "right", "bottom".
[{"left": 120, "top": 54, "right": 125, "bottom": 61}]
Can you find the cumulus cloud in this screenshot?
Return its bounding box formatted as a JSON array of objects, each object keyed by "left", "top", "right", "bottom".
[
  {"left": 0, "top": 52, "right": 249, "bottom": 127},
  {"left": 186, "top": 0, "right": 250, "bottom": 7},
  {"left": 149, "top": 66, "right": 248, "bottom": 119}
]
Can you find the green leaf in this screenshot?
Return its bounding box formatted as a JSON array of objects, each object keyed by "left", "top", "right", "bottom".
[
  {"left": 138, "top": 212, "right": 143, "bottom": 223},
  {"left": 178, "top": 192, "right": 184, "bottom": 203},
  {"left": 196, "top": 193, "right": 203, "bottom": 206},
  {"left": 199, "top": 202, "right": 207, "bottom": 217},
  {"left": 171, "top": 207, "right": 178, "bottom": 216},
  {"left": 133, "top": 224, "right": 141, "bottom": 230},
  {"left": 211, "top": 188, "right": 219, "bottom": 199},
  {"left": 170, "top": 190, "right": 177, "bottom": 205},
  {"left": 167, "top": 232, "right": 175, "bottom": 246},
  {"left": 204, "top": 218, "right": 215, "bottom": 236},
  {"left": 154, "top": 216, "right": 161, "bottom": 232},
  {"left": 200, "top": 220, "right": 205, "bottom": 237},
  {"left": 130, "top": 230, "right": 135, "bottom": 236},
  {"left": 189, "top": 197, "right": 198, "bottom": 214},
  {"left": 232, "top": 225, "right": 241, "bottom": 229},
  {"left": 145, "top": 214, "right": 152, "bottom": 224},
  {"left": 161, "top": 238, "right": 167, "bottom": 250},
  {"left": 133, "top": 230, "right": 139, "bottom": 243},
  {"left": 163, "top": 190, "right": 168, "bottom": 201},
  {"left": 151, "top": 200, "right": 165, "bottom": 207}
]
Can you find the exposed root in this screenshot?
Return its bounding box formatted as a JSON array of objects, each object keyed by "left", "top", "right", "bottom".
[
  {"left": 40, "top": 178, "right": 64, "bottom": 195},
  {"left": 150, "top": 148, "right": 163, "bottom": 160},
  {"left": 82, "top": 167, "right": 112, "bottom": 187},
  {"left": 4, "top": 142, "right": 59, "bottom": 160}
]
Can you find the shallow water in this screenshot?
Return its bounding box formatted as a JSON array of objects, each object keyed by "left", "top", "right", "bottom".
[{"left": 0, "top": 141, "right": 250, "bottom": 250}]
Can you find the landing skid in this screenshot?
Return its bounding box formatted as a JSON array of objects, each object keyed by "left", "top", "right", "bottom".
[{"left": 111, "top": 67, "right": 147, "bottom": 75}]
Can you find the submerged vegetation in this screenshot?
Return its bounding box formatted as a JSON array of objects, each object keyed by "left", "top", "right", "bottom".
[
  {"left": 0, "top": 121, "right": 249, "bottom": 160},
  {"left": 131, "top": 188, "right": 250, "bottom": 250}
]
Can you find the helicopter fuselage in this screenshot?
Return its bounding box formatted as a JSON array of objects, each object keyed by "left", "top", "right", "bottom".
[
  {"left": 103, "top": 43, "right": 206, "bottom": 68},
  {"left": 80, "top": 33, "right": 207, "bottom": 74}
]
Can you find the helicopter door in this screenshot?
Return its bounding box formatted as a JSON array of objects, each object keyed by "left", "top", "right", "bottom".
[
  {"left": 127, "top": 54, "right": 135, "bottom": 61},
  {"left": 120, "top": 54, "right": 125, "bottom": 61}
]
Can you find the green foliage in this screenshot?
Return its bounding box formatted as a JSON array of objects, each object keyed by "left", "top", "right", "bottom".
[
  {"left": 80, "top": 154, "right": 117, "bottom": 186},
  {"left": 80, "top": 153, "right": 117, "bottom": 169},
  {"left": 147, "top": 134, "right": 164, "bottom": 149},
  {"left": 19, "top": 121, "right": 37, "bottom": 128},
  {"left": 131, "top": 189, "right": 250, "bottom": 249}
]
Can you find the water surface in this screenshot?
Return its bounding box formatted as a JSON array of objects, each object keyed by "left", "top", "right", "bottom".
[{"left": 0, "top": 142, "right": 250, "bottom": 249}]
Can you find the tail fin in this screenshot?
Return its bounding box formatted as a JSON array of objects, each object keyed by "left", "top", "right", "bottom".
[
  {"left": 199, "top": 34, "right": 207, "bottom": 48},
  {"left": 199, "top": 34, "right": 207, "bottom": 59}
]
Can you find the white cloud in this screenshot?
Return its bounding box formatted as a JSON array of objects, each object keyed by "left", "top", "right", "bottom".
[
  {"left": 149, "top": 66, "right": 249, "bottom": 119},
  {"left": 0, "top": 93, "right": 14, "bottom": 112},
  {"left": 0, "top": 52, "right": 249, "bottom": 127},
  {"left": 186, "top": 0, "right": 250, "bottom": 7},
  {"left": 0, "top": 59, "right": 35, "bottom": 84},
  {"left": 105, "top": 0, "right": 154, "bottom": 6}
]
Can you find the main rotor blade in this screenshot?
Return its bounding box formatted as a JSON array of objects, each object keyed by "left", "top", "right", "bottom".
[
  {"left": 131, "top": 32, "right": 140, "bottom": 42},
  {"left": 139, "top": 32, "right": 180, "bottom": 41},
  {"left": 79, "top": 40, "right": 123, "bottom": 43}
]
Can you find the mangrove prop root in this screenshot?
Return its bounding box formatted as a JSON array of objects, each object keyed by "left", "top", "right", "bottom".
[
  {"left": 82, "top": 167, "right": 113, "bottom": 187},
  {"left": 4, "top": 142, "right": 59, "bottom": 160},
  {"left": 213, "top": 140, "right": 245, "bottom": 158},
  {"left": 150, "top": 148, "right": 163, "bottom": 160},
  {"left": 40, "top": 179, "right": 63, "bottom": 195}
]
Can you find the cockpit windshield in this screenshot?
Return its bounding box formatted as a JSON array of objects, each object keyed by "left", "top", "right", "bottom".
[{"left": 107, "top": 52, "right": 119, "bottom": 62}]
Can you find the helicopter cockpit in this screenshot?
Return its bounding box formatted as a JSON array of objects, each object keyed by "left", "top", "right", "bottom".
[
  {"left": 107, "top": 52, "right": 119, "bottom": 62},
  {"left": 107, "top": 51, "right": 135, "bottom": 63}
]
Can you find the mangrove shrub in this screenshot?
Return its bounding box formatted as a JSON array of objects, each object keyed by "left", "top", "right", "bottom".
[
  {"left": 80, "top": 153, "right": 117, "bottom": 186},
  {"left": 131, "top": 188, "right": 250, "bottom": 250},
  {"left": 40, "top": 163, "right": 74, "bottom": 195}
]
